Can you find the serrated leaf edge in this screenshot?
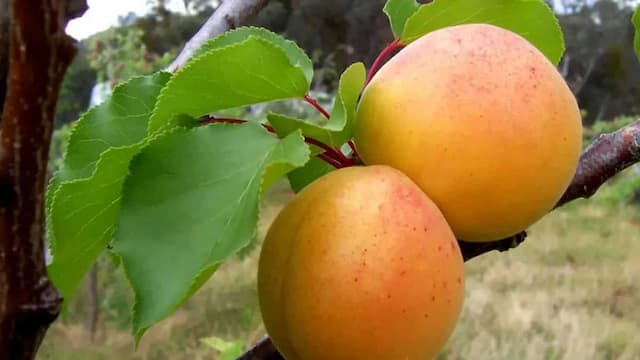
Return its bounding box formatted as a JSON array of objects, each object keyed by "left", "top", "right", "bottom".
[
  {"left": 383, "top": 0, "right": 420, "bottom": 39},
  {"left": 126, "top": 125, "right": 309, "bottom": 343},
  {"left": 192, "top": 26, "right": 314, "bottom": 84},
  {"left": 148, "top": 36, "right": 310, "bottom": 135},
  {"left": 46, "top": 143, "right": 142, "bottom": 258},
  {"left": 46, "top": 73, "right": 171, "bottom": 258}
]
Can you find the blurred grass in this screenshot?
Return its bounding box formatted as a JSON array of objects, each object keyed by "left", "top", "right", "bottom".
[{"left": 38, "top": 170, "right": 640, "bottom": 360}]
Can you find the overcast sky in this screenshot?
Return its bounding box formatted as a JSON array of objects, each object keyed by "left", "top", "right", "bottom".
[{"left": 65, "top": 0, "right": 187, "bottom": 40}]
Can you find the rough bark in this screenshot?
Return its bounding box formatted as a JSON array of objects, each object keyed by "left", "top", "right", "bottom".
[
  {"left": 0, "top": 0, "right": 86, "bottom": 358},
  {"left": 167, "top": 0, "right": 271, "bottom": 72},
  {"left": 0, "top": 0, "right": 9, "bottom": 120},
  {"left": 559, "top": 121, "right": 640, "bottom": 205}
]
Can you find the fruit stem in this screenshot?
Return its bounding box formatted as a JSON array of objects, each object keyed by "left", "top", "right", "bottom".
[
  {"left": 347, "top": 140, "right": 357, "bottom": 154},
  {"left": 365, "top": 39, "right": 404, "bottom": 86},
  {"left": 317, "top": 153, "right": 344, "bottom": 169},
  {"left": 304, "top": 136, "right": 352, "bottom": 167},
  {"left": 303, "top": 94, "right": 331, "bottom": 119},
  {"left": 202, "top": 116, "right": 349, "bottom": 168}
]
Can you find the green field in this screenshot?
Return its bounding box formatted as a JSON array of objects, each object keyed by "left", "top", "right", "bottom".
[{"left": 38, "top": 172, "right": 640, "bottom": 360}]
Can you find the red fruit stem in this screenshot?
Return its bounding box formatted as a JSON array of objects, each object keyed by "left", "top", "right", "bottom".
[
  {"left": 300, "top": 95, "right": 360, "bottom": 162},
  {"left": 303, "top": 94, "right": 331, "bottom": 119},
  {"left": 347, "top": 140, "right": 357, "bottom": 155},
  {"left": 202, "top": 116, "right": 349, "bottom": 168},
  {"left": 318, "top": 153, "right": 344, "bottom": 169},
  {"left": 365, "top": 39, "right": 404, "bottom": 86},
  {"left": 304, "top": 136, "right": 352, "bottom": 167}
]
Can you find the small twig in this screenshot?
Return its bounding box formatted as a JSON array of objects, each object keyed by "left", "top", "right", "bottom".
[
  {"left": 236, "top": 120, "right": 640, "bottom": 360},
  {"left": 237, "top": 337, "right": 284, "bottom": 360},
  {"left": 557, "top": 121, "right": 640, "bottom": 206},
  {"left": 460, "top": 120, "right": 640, "bottom": 261},
  {"left": 201, "top": 116, "right": 350, "bottom": 168},
  {"left": 167, "top": 0, "right": 271, "bottom": 72},
  {"left": 303, "top": 94, "right": 331, "bottom": 119},
  {"left": 365, "top": 39, "right": 404, "bottom": 85},
  {"left": 303, "top": 136, "right": 352, "bottom": 168},
  {"left": 458, "top": 231, "right": 528, "bottom": 262}
]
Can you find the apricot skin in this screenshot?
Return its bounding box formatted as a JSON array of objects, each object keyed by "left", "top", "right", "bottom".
[
  {"left": 258, "top": 165, "right": 464, "bottom": 360},
  {"left": 354, "top": 24, "right": 582, "bottom": 241}
]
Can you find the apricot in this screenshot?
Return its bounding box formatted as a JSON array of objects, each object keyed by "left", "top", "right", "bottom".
[
  {"left": 354, "top": 24, "right": 582, "bottom": 241},
  {"left": 258, "top": 165, "right": 464, "bottom": 360}
]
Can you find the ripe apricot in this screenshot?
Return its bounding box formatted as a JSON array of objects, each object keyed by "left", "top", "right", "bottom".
[
  {"left": 258, "top": 165, "right": 464, "bottom": 360},
  {"left": 354, "top": 24, "right": 582, "bottom": 241}
]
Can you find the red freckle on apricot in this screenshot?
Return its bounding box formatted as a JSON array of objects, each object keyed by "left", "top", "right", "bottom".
[
  {"left": 457, "top": 277, "right": 462, "bottom": 285},
  {"left": 258, "top": 166, "right": 465, "bottom": 360},
  {"left": 354, "top": 24, "right": 582, "bottom": 242}
]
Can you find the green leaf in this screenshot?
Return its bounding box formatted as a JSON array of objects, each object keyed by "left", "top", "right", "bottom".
[
  {"left": 48, "top": 146, "right": 142, "bottom": 299},
  {"left": 267, "top": 112, "right": 334, "bottom": 150},
  {"left": 401, "top": 0, "right": 564, "bottom": 65},
  {"left": 193, "top": 27, "right": 313, "bottom": 84},
  {"left": 268, "top": 62, "right": 366, "bottom": 148},
  {"left": 201, "top": 337, "right": 244, "bottom": 360},
  {"left": 329, "top": 62, "right": 366, "bottom": 143},
  {"left": 47, "top": 73, "right": 171, "bottom": 198},
  {"left": 148, "top": 37, "right": 310, "bottom": 134},
  {"left": 633, "top": 6, "right": 640, "bottom": 62},
  {"left": 287, "top": 156, "right": 334, "bottom": 193},
  {"left": 111, "top": 123, "right": 309, "bottom": 341},
  {"left": 46, "top": 73, "right": 171, "bottom": 300},
  {"left": 384, "top": 0, "right": 420, "bottom": 39}
]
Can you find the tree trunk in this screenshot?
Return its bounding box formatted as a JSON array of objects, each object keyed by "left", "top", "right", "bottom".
[
  {"left": 0, "top": 0, "right": 85, "bottom": 358},
  {"left": 0, "top": 0, "right": 9, "bottom": 118}
]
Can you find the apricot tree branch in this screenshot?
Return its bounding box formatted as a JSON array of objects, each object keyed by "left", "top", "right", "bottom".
[
  {"left": 557, "top": 121, "right": 640, "bottom": 206},
  {"left": 0, "top": 0, "right": 86, "bottom": 357},
  {"left": 235, "top": 119, "right": 640, "bottom": 360},
  {"left": 238, "top": 336, "right": 284, "bottom": 360},
  {"left": 459, "top": 120, "right": 640, "bottom": 261},
  {"left": 167, "top": 0, "right": 270, "bottom": 72}
]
